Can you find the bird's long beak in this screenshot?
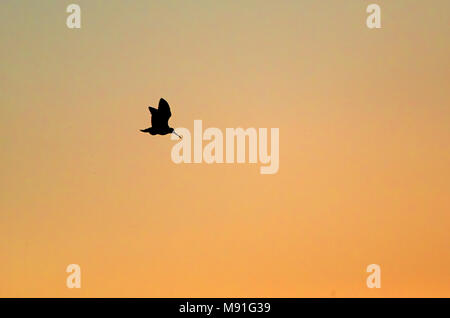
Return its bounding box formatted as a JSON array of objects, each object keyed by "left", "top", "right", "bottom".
[{"left": 173, "top": 131, "right": 182, "bottom": 139}]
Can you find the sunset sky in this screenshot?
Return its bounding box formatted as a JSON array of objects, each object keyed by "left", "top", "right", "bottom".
[{"left": 0, "top": 0, "right": 449, "bottom": 297}]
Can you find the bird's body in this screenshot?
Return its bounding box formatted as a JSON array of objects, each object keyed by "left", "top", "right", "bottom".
[
  {"left": 140, "top": 126, "right": 173, "bottom": 135},
  {"left": 140, "top": 98, "right": 181, "bottom": 138}
]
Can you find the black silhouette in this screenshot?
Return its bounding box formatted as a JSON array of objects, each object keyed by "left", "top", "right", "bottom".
[{"left": 140, "top": 98, "right": 182, "bottom": 139}]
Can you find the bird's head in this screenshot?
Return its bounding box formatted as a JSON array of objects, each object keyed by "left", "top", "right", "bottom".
[{"left": 171, "top": 128, "right": 182, "bottom": 139}]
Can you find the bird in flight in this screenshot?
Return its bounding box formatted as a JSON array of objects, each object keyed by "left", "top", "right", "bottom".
[{"left": 140, "top": 98, "right": 182, "bottom": 139}]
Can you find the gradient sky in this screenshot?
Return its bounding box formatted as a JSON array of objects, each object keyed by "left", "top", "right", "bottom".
[{"left": 0, "top": 0, "right": 449, "bottom": 297}]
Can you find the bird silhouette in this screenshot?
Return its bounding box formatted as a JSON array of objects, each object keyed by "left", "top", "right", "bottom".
[{"left": 140, "top": 98, "right": 182, "bottom": 139}]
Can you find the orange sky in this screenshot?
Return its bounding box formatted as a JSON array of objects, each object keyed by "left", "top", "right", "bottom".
[{"left": 0, "top": 0, "right": 449, "bottom": 297}]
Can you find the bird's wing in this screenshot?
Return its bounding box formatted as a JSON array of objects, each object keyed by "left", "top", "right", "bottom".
[
  {"left": 158, "top": 98, "right": 172, "bottom": 120},
  {"left": 148, "top": 107, "right": 158, "bottom": 126}
]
